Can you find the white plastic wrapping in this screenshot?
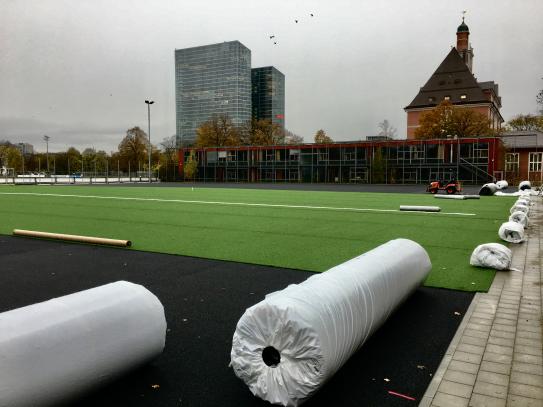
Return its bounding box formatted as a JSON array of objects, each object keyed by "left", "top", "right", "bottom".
[
  {"left": 230, "top": 239, "right": 431, "bottom": 406},
  {"left": 434, "top": 195, "right": 466, "bottom": 200},
  {"left": 470, "top": 243, "right": 512, "bottom": 270},
  {"left": 399, "top": 205, "right": 441, "bottom": 212},
  {"left": 496, "top": 180, "right": 508, "bottom": 190},
  {"left": 510, "top": 203, "right": 529, "bottom": 215},
  {"left": 509, "top": 211, "right": 529, "bottom": 228},
  {"left": 0, "top": 281, "right": 167, "bottom": 407},
  {"left": 519, "top": 180, "right": 532, "bottom": 190},
  {"left": 479, "top": 183, "right": 498, "bottom": 196},
  {"left": 498, "top": 221, "right": 525, "bottom": 243}
]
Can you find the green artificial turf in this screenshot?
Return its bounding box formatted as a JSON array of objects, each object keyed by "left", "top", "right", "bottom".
[{"left": 0, "top": 185, "right": 516, "bottom": 292}]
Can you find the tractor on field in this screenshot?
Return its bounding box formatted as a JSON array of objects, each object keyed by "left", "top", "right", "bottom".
[{"left": 426, "top": 179, "right": 462, "bottom": 194}]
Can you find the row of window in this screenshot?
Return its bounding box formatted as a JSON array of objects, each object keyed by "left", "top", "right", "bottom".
[
  {"left": 505, "top": 153, "right": 543, "bottom": 172},
  {"left": 428, "top": 94, "right": 468, "bottom": 103}
]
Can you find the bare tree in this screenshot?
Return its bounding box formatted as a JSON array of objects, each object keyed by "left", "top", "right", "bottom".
[
  {"left": 377, "top": 120, "right": 397, "bottom": 139},
  {"left": 284, "top": 129, "right": 304, "bottom": 145}
]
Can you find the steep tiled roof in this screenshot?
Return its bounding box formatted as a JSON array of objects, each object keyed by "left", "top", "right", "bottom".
[{"left": 405, "top": 48, "right": 491, "bottom": 109}]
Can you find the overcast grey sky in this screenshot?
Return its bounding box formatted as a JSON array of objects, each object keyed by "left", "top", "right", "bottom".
[{"left": 1, "top": 0, "right": 542, "bottom": 153}]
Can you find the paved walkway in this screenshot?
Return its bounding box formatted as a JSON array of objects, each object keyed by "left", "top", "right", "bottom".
[{"left": 421, "top": 196, "right": 543, "bottom": 407}]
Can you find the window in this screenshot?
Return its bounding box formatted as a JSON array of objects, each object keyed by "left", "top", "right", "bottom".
[
  {"left": 410, "top": 145, "right": 425, "bottom": 160},
  {"left": 529, "top": 152, "right": 543, "bottom": 172},
  {"left": 227, "top": 151, "right": 236, "bottom": 161},
  {"left": 428, "top": 97, "right": 435, "bottom": 103},
  {"left": 505, "top": 153, "right": 519, "bottom": 172},
  {"left": 460, "top": 94, "right": 467, "bottom": 100},
  {"left": 473, "top": 143, "right": 488, "bottom": 159},
  {"left": 444, "top": 96, "right": 450, "bottom": 101}
]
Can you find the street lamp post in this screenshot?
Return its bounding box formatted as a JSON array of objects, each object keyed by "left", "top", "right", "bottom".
[
  {"left": 43, "top": 135, "right": 50, "bottom": 174},
  {"left": 145, "top": 99, "right": 154, "bottom": 183}
]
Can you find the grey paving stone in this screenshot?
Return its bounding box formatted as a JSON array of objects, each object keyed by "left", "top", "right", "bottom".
[
  {"left": 468, "top": 392, "right": 506, "bottom": 407},
  {"left": 509, "top": 382, "right": 543, "bottom": 400},
  {"left": 514, "top": 344, "right": 543, "bottom": 357},
  {"left": 473, "top": 380, "right": 507, "bottom": 399},
  {"left": 490, "top": 329, "right": 516, "bottom": 340},
  {"left": 480, "top": 360, "right": 511, "bottom": 375},
  {"left": 432, "top": 391, "right": 469, "bottom": 407},
  {"left": 507, "top": 394, "right": 542, "bottom": 407},
  {"left": 438, "top": 379, "right": 473, "bottom": 398},
  {"left": 486, "top": 344, "right": 514, "bottom": 357},
  {"left": 476, "top": 370, "right": 509, "bottom": 387},
  {"left": 464, "top": 328, "right": 490, "bottom": 340},
  {"left": 510, "top": 370, "right": 543, "bottom": 388},
  {"left": 515, "top": 336, "right": 543, "bottom": 348},
  {"left": 483, "top": 351, "right": 512, "bottom": 365},
  {"left": 454, "top": 351, "right": 484, "bottom": 365},
  {"left": 443, "top": 369, "right": 477, "bottom": 386},
  {"left": 514, "top": 353, "right": 543, "bottom": 365},
  {"left": 516, "top": 330, "right": 543, "bottom": 340},
  {"left": 448, "top": 360, "right": 480, "bottom": 375},
  {"left": 457, "top": 343, "right": 486, "bottom": 355},
  {"left": 487, "top": 335, "right": 515, "bottom": 348},
  {"left": 461, "top": 335, "right": 488, "bottom": 347},
  {"left": 492, "top": 323, "right": 516, "bottom": 333},
  {"left": 513, "top": 361, "right": 543, "bottom": 376}
]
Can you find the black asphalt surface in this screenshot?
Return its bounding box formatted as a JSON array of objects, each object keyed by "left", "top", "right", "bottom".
[
  {"left": 86, "top": 181, "right": 484, "bottom": 195},
  {"left": 0, "top": 236, "right": 474, "bottom": 406}
]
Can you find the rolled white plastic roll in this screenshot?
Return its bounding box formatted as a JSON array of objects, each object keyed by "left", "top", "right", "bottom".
[
  {"left": 470, "top": 243, "right": 512, "bottom": 270},
  {"left": 496, "top": 180, "right": 508, "bottom": 190},
  {"left": 479, "top": 183, "right": 498, "bottom": 196},
  {"left": 0, "top": 281, "right": 167, "bottom": 407},
  {"left": 499, "top": 221, "right": 525, "bottom": 243},
  {"left": 230, "top": 239, "right": 431, "bottom": 406},
  {"left": 509, "top": 211, "right": 529, "bottom": 228},
  {"left": 510, "top": 203, "right": 529, "bottom": 215},
  {"left": 519, "top": 180, "right": 532, "bottom": 190},
  {"left": 399, "top": 205, "right": 441, "bottom": 212},
  {"left": 434, "top": 195, "right": 466, "bottom": 200}
]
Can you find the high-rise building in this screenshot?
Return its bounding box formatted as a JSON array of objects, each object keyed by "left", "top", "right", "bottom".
[
  {"left": 175, "top": 41, "right": 252, "bottom": 146},
  {"left": 251, "top": 66, "right": 285, "bottom": 128}
]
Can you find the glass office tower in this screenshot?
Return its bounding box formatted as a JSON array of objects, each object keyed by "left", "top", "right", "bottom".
[
  {"left": 251, "top": 66, "right": 285, "bottom": 128},
  {"left": 175, "top": 41, "right": 251, "bottom": 147}
]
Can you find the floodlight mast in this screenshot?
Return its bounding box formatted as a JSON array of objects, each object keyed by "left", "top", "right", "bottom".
[{"left": 145, "top": 100, "right": 154, "bottom": 183}]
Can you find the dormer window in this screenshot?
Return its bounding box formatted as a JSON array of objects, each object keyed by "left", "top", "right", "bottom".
[
  {"left": 444, "top": 96, "right": 450, "bottom": 101},
  {"left": 460, "top": 94, "right": 467, "bottom": 100},
  {"left": 428, "top": 97, "right": 435, "bottom": 103}
]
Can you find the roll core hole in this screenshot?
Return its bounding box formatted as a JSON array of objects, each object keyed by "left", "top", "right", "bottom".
[{"left": 262, "top": 346, "right": 281, "bottom": 367}]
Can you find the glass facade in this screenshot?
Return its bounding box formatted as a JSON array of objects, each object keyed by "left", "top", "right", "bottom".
[
  {"left": 175, "top": 41, "right": 252, "bottom": 147},
  {"left": 251, "top": 67, "right": 285, "bottom": 128}
]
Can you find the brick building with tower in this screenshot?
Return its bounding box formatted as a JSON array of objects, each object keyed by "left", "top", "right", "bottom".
[{"left": 404, "top": 18, "right": 504, "bottom": 139}]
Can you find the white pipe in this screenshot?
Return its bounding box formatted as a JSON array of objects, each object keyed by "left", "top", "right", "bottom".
[
  {"left": 399, "top": 205, "right": 441, "bottom": 212},
  {"left": 230, "top": 239, "right": 431, "bottom": 406},
  {"left": 434, "top": 195, "right": 466, "bottom": 200},
  {"left": 0, "top": 281, "right": 167, "bottom": 407}
]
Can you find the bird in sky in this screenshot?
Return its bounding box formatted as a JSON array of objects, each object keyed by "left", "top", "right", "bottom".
[
  {"left": 310, "top": 13, "right": 314, "bottom": 17},
  {"left": 295, "top": 19, "right": 298, "bottom": 23},
  {"left": 269, "top": 35, "right": 275, "bottom": 39}
]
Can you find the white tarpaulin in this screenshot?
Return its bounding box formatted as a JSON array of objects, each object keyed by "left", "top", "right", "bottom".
[
  {"left": 470, "top": 243, "right": 512, "bottom": 270},
  {"left": 510, "top": 203, "right": 529, "bottom": 215},
  {"left": 509, "top": 211, "right": 529, "bottom": 228},
  {"left": 230, "top": 239, "right": 431, "bottom": 406},
  {"left": 479, "top": 183, "right": 498, "bottom": 196},
  {"left": 498, "top": 221, "right": 525, "bottom": 243},
  {"left": 0, "top": 281, "right": 167, "bottom": 407}
]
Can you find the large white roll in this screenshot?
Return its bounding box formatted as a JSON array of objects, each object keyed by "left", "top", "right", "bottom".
[
  {"left": 509, "top": 211, "right": 529, "bottom": 228},
  {"left": 0, "top": 281, "right": 167, "bottom": 407},
  {"left": 230, "top": 239, "right": 431, "bottom": 406},
  {"left": 499, "top": 221, "right": 525, "bottom": 243},
  {"left": 510, "top": 203, "right": 529, "bottom": 215},
  {"left": 479, "top": 183, "right": 498, "bottom": 196},
  {"left": 519, "top": 180, "right": 532, "bottom": 190},
  {"left": 496, "top": 180, "right": 508, "bottom": 190}
]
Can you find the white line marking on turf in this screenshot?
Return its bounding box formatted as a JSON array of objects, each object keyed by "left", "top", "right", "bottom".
[{"left": 0, "top": 192, "right": 477, "bottom": 216}]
